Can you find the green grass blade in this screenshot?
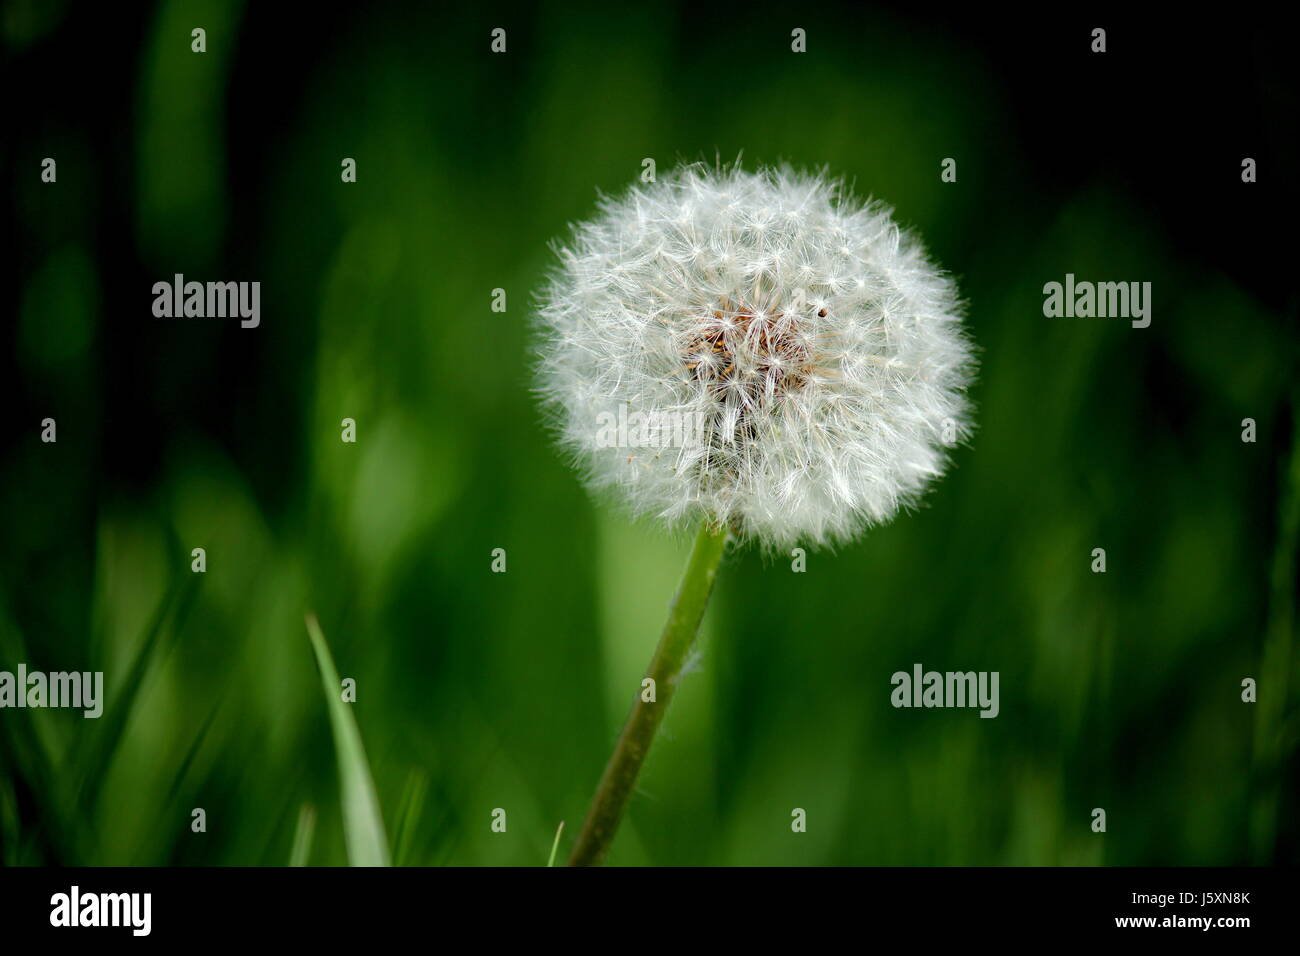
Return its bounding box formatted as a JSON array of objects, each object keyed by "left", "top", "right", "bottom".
[
  {"left": 289, "top": 803, "right": 317, "bottom": 867},
  {"left": 547, "top": 820, "right": 565, "bottom": 867},
  {"left": 305, "top": 613, "right": 390, "bottom": 867},
  {"left": 166, "top": 700, "right": 222, "bottom": 801},
  {"left": 75, "top": 569, "right": 199, "bottom": 813},
  {"left": 0, "top": 617, "right": 73, "bottom": 863},
  {"left": 390, "top": 770, "right": 428, "bottom": 867}
]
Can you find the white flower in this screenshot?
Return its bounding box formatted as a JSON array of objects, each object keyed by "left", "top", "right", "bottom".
[{"left": 535, "top": 163, "right": 975, "bottom": 549}]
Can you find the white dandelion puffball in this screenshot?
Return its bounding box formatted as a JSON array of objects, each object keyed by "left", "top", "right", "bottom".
[{"left": 535, "top": 164, "right": 975, "bottom": 549}]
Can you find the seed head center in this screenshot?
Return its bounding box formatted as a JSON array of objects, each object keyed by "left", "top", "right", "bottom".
[{"left": 683, "top": 302, "right": 812, "bottom": 400}]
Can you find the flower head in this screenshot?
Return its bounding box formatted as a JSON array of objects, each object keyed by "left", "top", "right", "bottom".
[{"left": 535, "top": 163, "right": 975, "bottom": 549}]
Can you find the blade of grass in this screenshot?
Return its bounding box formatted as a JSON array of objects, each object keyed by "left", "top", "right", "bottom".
[
  {"left": 0, "top": 735, "right": 70, "bottom": 864},
  {"left": 165, "top": 700, "right": 223, "bottom": 802},
  {"left": 0, "top": 617, "right": 73, "bottom": 863},
  {"left": 74, "top": 568, "right": 200, "bottom": 814},
  {"left": 289, "top": 803, "right": 317, "bottom": 867},
  {"left": 305, "top": 613, "right": 390, "bottom": 866},
  {"left": 547, "top": 820, "right": 565, "bottom": 867},
  {"left": 390, "top": 770, "right": 428, "bottom": 867}
]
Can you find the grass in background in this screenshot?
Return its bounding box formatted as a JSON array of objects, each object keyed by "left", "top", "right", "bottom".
[{"left": 1, "top": 3, "right": 1294, "bottom": 866}]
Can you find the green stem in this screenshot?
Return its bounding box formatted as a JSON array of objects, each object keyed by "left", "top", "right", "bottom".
[{"left": 567, "top": 520, "right": 729, "bottom": 866}]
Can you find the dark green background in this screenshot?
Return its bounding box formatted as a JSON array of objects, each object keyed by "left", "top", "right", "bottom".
[{"left": 2, "top": 1, "right": 1296, "bottom": 865}]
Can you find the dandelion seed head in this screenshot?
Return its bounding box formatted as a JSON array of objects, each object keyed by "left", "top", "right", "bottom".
[{"left": 535, "top": 163, "right": 976, "bottom": 549}]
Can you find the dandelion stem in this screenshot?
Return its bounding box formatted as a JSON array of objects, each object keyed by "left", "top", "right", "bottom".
[{"left": 567, "top": 519, "right": 729, "bottom": 866}]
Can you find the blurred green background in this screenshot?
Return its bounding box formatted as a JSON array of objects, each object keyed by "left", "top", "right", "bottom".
[{"left": 2, "top": 1, "right": 1296, "bottom": 866}]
